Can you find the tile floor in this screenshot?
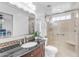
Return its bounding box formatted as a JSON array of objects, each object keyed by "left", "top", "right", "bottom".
[{"left": 48, "top": 39, "right": 77, "bottom": 57}]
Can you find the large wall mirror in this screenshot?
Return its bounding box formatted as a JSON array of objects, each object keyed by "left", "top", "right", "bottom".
[{"left": 0, "top": 12, "right": 13, "bottom": 38}]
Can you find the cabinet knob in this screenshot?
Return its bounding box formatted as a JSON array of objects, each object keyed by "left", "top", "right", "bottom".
[{"left": 31, "top": 54, "right": 34, "bottom": 56}]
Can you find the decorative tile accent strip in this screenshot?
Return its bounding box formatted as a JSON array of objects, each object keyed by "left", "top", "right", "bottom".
[{"left": 0, "top": 40, "right": 19, "bottom": 49}]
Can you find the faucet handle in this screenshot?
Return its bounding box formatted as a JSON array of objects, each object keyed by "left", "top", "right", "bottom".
[{"left": 26, "top": 40, "right": 28, "bottom": 42}]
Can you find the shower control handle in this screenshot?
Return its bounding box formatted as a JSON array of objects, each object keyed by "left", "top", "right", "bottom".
[{"left": 56, "top": 34, "right": 64, "bottom": 36}]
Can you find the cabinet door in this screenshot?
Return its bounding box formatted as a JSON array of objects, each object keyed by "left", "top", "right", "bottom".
[{"left": 21, "top": 43, "right": 45, "bottom": 57}]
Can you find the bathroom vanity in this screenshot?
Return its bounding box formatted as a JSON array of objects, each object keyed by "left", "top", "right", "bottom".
[
  {"left": 0, "top": 35, "right": 45, "bottom": 57},
  {"left": 21, "top": 41, "right": 45, "bottom": 57}
]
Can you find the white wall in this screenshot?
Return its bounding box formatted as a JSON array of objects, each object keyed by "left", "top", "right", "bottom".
[
  {"left": 13, "top": 12, "right": 29, "bottom": 36},
  {"left": 0, "top": 2, "right": 29, "bottom": 36},
  {"left": 35, "top": 13, "right": 47, "bottom": 37}
]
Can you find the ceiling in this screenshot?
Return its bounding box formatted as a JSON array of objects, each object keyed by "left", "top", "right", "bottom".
[
  {"left": 9, "top": 2, "right": 79, "bottom": 15},
  {"left": 33, "top": 2, "right": 79, "bottom": 15}
]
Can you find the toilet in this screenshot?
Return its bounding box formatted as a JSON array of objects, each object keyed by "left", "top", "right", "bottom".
[{"left": 43, "top": 38, "right": 58, "bottom": 57}]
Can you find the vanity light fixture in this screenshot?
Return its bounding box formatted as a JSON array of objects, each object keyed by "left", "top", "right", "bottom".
[{"left": 9, "top": 2, "right": 36, "bottom": 14}]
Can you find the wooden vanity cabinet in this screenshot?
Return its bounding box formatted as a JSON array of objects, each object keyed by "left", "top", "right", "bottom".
[{"left": 21, "top": 43, "right": 45, "bottom": 57}]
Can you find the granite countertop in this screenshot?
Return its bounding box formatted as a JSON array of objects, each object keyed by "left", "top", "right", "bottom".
[{"left": 0, "top": 40, "right": 45, "bottom": 57}]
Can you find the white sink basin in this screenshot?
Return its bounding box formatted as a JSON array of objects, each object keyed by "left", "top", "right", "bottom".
[{"left": 21, "top": 42, "right": 37, "bottom": 48}]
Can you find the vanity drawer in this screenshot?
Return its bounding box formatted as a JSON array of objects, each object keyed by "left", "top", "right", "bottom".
[
  {"left": 21, "top": 47, "right": 42, "bottom": 57},
  {"left": 21, "top": 47, "right": 44, "bottom": 57}
]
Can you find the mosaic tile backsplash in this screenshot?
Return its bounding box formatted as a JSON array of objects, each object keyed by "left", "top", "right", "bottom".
[
  {"left": 0, "top": 36, "right": 34, "bottom": 49},
  {"left": 0, "top": 40, "right": 21, "bottom": 49}
]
